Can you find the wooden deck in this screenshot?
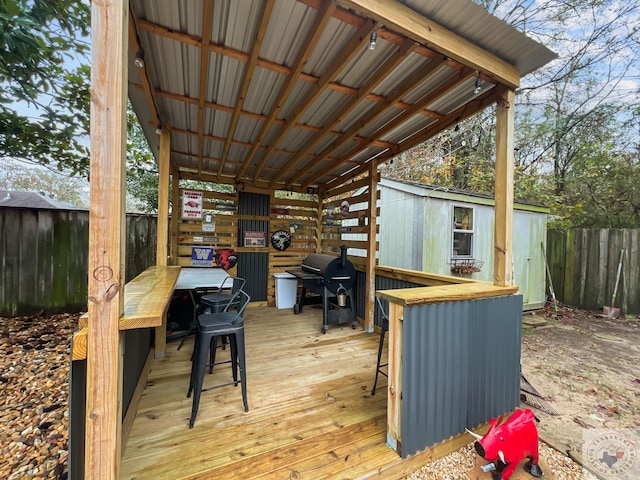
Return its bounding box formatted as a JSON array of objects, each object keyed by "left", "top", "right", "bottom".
[{"left": 119, "top": 305, "right": 461, "bottom": 479}]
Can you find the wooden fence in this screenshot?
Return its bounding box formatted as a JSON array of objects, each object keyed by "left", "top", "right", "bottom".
[
  {"left": 0, "top": 208, "right": 157, "bottom": 317},
  {"left": 547, "top": 229, "right": 640, "bottom": 315}
]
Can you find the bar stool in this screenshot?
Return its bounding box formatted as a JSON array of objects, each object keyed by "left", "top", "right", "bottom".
[
  {"left": 176, "top": 276, "right": 246, "bottom": 351},
  {"left": 371, "top": 297, "right": 389, "bottom": 396},
  {"left": 200, "top": 276, "right": 246, "bottom": 314},
  {"left": 187, "top": 290, "right": 250, "bottom": 429}
]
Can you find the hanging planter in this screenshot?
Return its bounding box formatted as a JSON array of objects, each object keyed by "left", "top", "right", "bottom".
[{"left": 448, "top": 258, "right": 484, "bottom": 274}]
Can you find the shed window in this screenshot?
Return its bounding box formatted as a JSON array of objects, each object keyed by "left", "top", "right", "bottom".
[{"left": 452, "top": 206, "right": 474, "bottom": 258}]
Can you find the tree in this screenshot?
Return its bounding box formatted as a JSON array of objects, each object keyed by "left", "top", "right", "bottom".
[
  {"left": 0, "top": 0, "right": 91, "bottom": 175},
  {"left": 0, "top": 158, "right": 89, "bottom": 207}
]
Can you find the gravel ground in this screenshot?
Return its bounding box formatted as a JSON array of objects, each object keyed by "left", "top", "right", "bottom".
[
  {"left": 0, "top": 312, "right": 597, "bottom": 479},
  {"left": 0, "top": 313, "right": 75, "bottom": 479}
]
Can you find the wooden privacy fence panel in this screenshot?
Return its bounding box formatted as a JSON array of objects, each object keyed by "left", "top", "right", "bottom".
[
  {"left": 547, "top": 229, "right": 640, "bottom": 315},
  {"left": 0, "top": 208, "right": 157, "bottom": 317}
]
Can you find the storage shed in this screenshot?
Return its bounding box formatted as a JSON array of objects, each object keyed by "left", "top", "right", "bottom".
[{"left": 378, "top": 177, "right": 549, "bottom": 310}]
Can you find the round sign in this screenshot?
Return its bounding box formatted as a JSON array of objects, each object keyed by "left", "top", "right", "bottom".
[{"left": 271, "top": 230, "right": 292, "bottom": 251}]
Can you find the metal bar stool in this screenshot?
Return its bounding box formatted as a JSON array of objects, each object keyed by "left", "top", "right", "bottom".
[
  {"left": 177, "top": 276, "right": 246, "bottom": 351},
  {"left": 371, "top": 297, "right": 389, "bottom": 396},
  {"left": 187, "top": 290, "right": 251, "bottom": 429}
]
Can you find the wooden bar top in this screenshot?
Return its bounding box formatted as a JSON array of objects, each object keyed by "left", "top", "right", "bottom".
[
  {"left": 73, "top": 265, "right": 181, "bottom": 360},
  {"left": 377, "top": 281, "right": 519, "bottom": 307}
]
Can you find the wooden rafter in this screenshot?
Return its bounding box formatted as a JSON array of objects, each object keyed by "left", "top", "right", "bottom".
[
  {"left": 342, "top": 88, "right": 500, "bottom": 184},
  {"left": 293, "top": 54, "right": 449, "bottom": 188},
  {"left": 217, "top": 0, "right": 275, "bottom": 177},
  {"left": 128, "top": 11, "right": 159, "bottom": 127},
  {"left": 336, "top": 0, "right": 520, "bottom": 88},
  {"left": 271, "top": 39, "right": 417, "bottom": 186},
  {"left": 301, "top": 66, "right": 476, "bottom": 188},
  {"left": 145, "top": 85, "right": 444, "bottom": 139},
  {"left": 253, "top": 19, "right": 375, "bottom": 180},
  {"left": 237, "top": 1, "right": 337, "bottom": 178},
  {"left": 196, "top": 0, "right": 214, "bottom": 175}
]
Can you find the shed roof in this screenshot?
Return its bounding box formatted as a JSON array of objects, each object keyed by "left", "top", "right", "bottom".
[
  {"left": 379, "top": 177, "right": 550, "bottom": 213},
  {"left": 128, "top": 0, "right": 556, "bottom": 191}
]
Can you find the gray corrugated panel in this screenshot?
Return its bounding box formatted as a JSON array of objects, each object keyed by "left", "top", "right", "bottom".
[
  {"left": 400, "top": 0, "right": 556, "bottom": 75},
  {"left": 467, "top": 295, "right": 522, "bottom": 427},
  {"left": 237, "top": 252, "right": 269, "bottom": 301},
  {"left": 399, "top": 294, "right": 522, "bottom": 457},
  {"left": 238, "top": 191, "right": 270, "bottom": 216},
  {"left": 373, "top": 53, "right": 431, "bottom": 97},
  {"left": 261, "top": 0, "right": 315, "bottom": 65},
  {"left": 304, "top": 17, "right": 356, "bottom": 77},
  {"left": 402, "top": 66, "right": 459, "bottom": 104},
  {"left": 243, "top": 67, "right": 286, "bottom": 120}
]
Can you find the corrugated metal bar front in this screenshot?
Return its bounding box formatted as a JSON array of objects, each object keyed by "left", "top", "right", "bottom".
[
  {"left": 238, "top": 252, "right": 268, "bottom": 302},
  {"left": 400, "top": 294, "right": 522, "bottom": 457},
  {"left": 354, "top": 272, "right": 420, "bottom": 328},
  {"left": 467, "top": 295, "right": 523, "bottom": 427}
]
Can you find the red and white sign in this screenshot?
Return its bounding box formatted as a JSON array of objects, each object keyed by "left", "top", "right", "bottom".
[{"left": 182, "top": 190, "right": 203, "bottom": 219}]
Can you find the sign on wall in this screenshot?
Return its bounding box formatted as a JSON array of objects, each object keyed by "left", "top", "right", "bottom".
[
  {"left": 182, "top": 190, "right": 203, "bottom": 219},
  {"left": 191, "top": 246, "right": 214, "bottom": 266}
]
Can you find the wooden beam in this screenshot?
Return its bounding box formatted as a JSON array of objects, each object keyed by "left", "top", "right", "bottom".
[
  {"left": 302, "top": 66, "right": 473, "bottom": 188},
  {"left": 156, "top": 129, "right": 170, "bottom": 266},
  {"left": 196, "top": 0, "right": 214, "bottom": 175},
  {"left": 254, "top": 19, "right": 375, "bottom": 180},
  {"left": 218, "top": 0, "right": 275, "bottom": 176},
  {"left": 335, "top": 0, "right": 520, "bottom": 89},
  {"left": 300, "top": 55, "right": 448, "bottom": 188},
  {"left": 170, "top": 165, "right": 180, "bottom": 265},
  {"left": 155, "top": 128, "right": 171, "bottom": 356},
  {"left": 365, "top": 164, "right": 378, "bottom": 332},
  {"left": 494, "top": 86, "right": 516, "bottom": 286},
  {"left": 316, "top": 186, "right": 325, "bottom": 254},
  {"left": 279, "top": 40, "right": 416, "bottom": 186},
  {"left": 238, "top": 1, "right": 337, "bottom": 178},
  {"left": 387, "top": 300, "right": 403, "bottom": 454},
  {"left": 86, "top": 0, "right": 127, "bottom": 478},
  {"left": 128, "top": 11, "right": 159, "bottom": 126}
]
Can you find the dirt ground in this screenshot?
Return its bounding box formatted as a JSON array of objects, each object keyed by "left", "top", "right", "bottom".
[{"left": 521, "top": 302, "right": 640, "bottom": 465}]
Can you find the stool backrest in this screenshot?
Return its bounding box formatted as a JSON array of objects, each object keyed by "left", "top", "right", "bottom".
[
  {"left": 375, "top": 297, "right": 389, "bottom": 327},
  {"left": 224, "top": 289, "right": 251, "bottom": 324}
]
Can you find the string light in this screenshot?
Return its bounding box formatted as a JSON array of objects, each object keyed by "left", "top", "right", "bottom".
[
  {"left": 134, "top": 50, "right": 145, "bottom": 68},
  {"left": 369, "top": 30, "right": 377, "bottom": 50},
  {"left": 474, "top": 74, "right": 481, "bottom": 94}
]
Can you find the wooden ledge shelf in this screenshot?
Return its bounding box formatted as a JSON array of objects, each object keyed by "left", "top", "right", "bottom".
[
  {"left": 73, "top": 265, "right": 181, "bottom": 360},
  {"left": 377, "top": 281, "right": 519, "bottom": 307}
]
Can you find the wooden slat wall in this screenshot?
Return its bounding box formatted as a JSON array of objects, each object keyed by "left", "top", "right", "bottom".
[
  {"left": 174, "top": 188, "right": 239, "bottom": 276},
  {"left": 320, "top": 173, "right": 380, "bottom": 263},
  {"left": 267, "top": 192, "right": 318, "bottom": 305}
]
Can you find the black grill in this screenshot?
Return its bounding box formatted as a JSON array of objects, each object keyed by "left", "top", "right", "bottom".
[{"left": 287, "top": 245, "right": 357, "bottom": 333}]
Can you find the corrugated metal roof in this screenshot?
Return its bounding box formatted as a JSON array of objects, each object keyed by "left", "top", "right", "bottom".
[{"left": 128, "top": 0, "right": 556, "bottom": 190}]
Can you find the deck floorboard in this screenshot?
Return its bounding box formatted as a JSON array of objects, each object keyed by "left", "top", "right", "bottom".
[{"left": 120, "top": 305, "right": 451, "bottom": 479}]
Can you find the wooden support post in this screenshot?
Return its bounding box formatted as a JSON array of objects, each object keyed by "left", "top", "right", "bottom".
[
  {"left": 494, "top": 87, "right": 515, "bottom": 286},
  {"left": 387, "top": 301, "right": 403, "bottom": 454},
  {"left": 364, "top": 163, "right": 378, "bottom": 332},
  {"left": 316, "top": 185, "right": 325, "bottom": 253},
  {"left": 155, "top": 128, "right": 171, "bottom": 357},
  {"left": 170, "top": 166, "right": 180, "bottom": 265},
  {"left": 86, "top": 0, "right": 128, "bottom": 478},
  {"left": 156, "top": 129, "right": 170, "bottom": 266}
]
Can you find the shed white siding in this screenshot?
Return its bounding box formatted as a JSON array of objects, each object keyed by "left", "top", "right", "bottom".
[{"left": 379, "top": 178, "right": 548, "bottom": 310}]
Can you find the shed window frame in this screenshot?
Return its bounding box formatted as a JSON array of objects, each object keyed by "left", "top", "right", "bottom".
[{"left": 451, "top": 205, "right": 475, "bottom": 258}]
